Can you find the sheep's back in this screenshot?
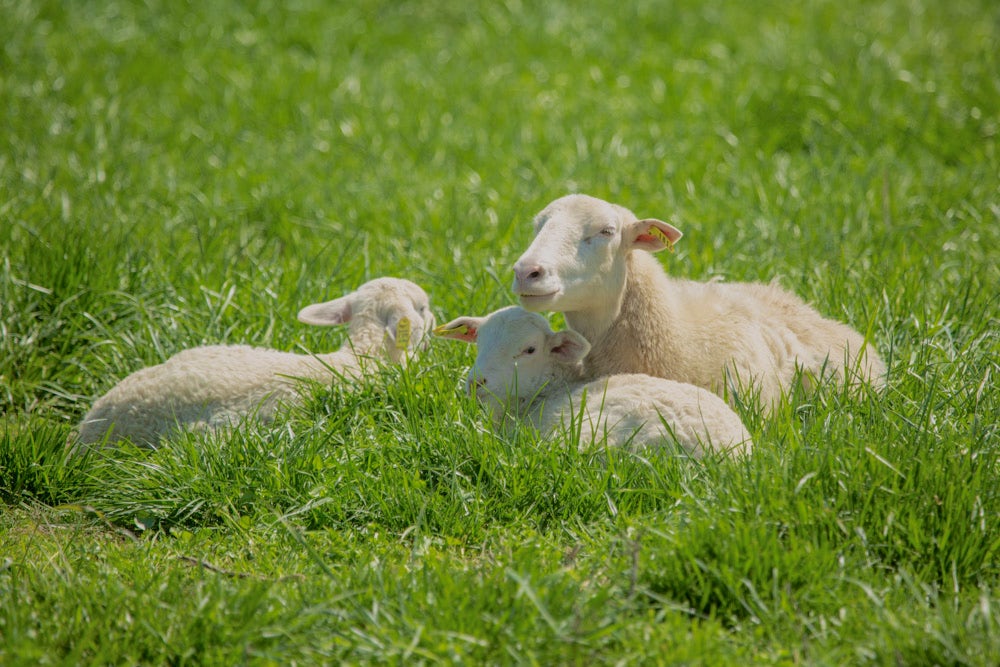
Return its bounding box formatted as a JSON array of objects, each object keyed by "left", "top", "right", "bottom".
[
  {"left": 539, "top": 374, "right": 752, "bottom": 457},
  {"left": 77, "top": 345, "right": 332, "bottom": 446},
  {"left": 711, "top": 281, "right": 886, "bottom": 392},
  {"left": 601, "top": 258, "right": 885, "bottom": 408}
]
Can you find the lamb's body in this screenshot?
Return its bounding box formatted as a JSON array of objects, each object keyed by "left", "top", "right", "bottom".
[
  {"left": 532, "top": 373, "right": 753, "bottom": 457},
  {"left": 437, "top": 307, "right": 752, "bottom": 457},
  {"left": 78, "top": 345, "right": 353, "bottom": 446},
  {"left": 77, "top": 277, "right": 434, "bottom": 447},
  {"left": 513, "top": 194, "right": 885, "bottom": 410}
]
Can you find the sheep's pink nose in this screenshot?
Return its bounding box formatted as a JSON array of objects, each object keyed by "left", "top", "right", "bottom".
[{"left": 513, "top": 262, "right": 545, "bottom": 285}]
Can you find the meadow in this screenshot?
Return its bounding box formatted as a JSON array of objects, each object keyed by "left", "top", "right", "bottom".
[{"left": 1, "top": 0, "right": 998, "bottom": 663}]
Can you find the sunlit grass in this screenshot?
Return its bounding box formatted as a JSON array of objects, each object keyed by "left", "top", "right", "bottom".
[{"left": 1, "top": 0, "right": 998, "bottom": 663}]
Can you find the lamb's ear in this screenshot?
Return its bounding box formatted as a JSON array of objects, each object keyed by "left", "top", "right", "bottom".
[
  {"left": 383, "top": 314, "right": 413, "bottom": 351},
  {"left": 627, "top": 218, "right": 683, "bottom": 253},
  {"left": 433, "top": 316, "right": 484, "bottom": 343},
  {"left": 548, "top": 330, "right": 590, "bottom": 363},
  {"left": 298, "top": 294, "right": 353, "bottom": 326}
]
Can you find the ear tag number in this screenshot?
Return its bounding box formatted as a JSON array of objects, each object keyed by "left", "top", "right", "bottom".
[
  {"left": 648, "top": 225, "right": 675, "bottom": 252},
  {"left": 395, "top": 318, "right": 412, "bottom": 350},
  {"left": 433, "top": 323, "right": 468, "bottom": 337}
]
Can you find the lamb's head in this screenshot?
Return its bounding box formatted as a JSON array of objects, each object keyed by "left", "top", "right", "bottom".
[
  {"left": 297, "top": 277, "right": 435, "bottom": 364},
  {"left": 512, "top": 194, "right": 682, "bottom": 314},
  {"left": 435, "top": 306, "right": 590, "bottom": 420}
]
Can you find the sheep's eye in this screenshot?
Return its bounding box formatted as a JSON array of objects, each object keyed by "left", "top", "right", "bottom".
[
  {"left": 586, "top": 227, "right": 615, "bottom": 242},
  {"left": 523, "top": 346, "right": 536, "bottom": 355}
]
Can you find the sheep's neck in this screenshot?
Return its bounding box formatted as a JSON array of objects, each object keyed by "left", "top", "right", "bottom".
[
  {"left": 309, "top": 319, "right": 388, "bottom": 377},
  {"left": 531, "top": 365, "right": 581, "bottom": 404},
  {"left": 566, "top": 252, "right": 679, "bottom": 379},
  {"left": 562, "top": 280, "right": 624, "bottom": 345},
  {"left": 511, "top": 364, "right": 581, "bottom": 427},
  {"left": 563, "top": 252, "right": 649, "bottom": 340}
]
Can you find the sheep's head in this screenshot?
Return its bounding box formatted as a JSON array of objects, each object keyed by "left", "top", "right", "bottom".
[
  {"left": 512, "top": 194, "right": 682, "bottom": 314},
  {"left": 297, "top": 277, "right": 435, "bottom": 364},
  {"left": 435, "top": 306, "right": 590, "bottom": 421}
]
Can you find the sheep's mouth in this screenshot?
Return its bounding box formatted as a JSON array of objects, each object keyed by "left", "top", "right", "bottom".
[{"left": 517, "top": 291, "right": 558, "bottom": 302}]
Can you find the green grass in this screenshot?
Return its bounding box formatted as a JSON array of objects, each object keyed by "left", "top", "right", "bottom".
[{"left": 2, "top": 0, "right": 998, "bottom": 663}]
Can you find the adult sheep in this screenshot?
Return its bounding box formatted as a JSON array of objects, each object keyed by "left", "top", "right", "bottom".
[
  {"left": 76, "top": 277, "right": 435, "bottom": 447},
  {"left": 436, "top": 306, "right": 753, "bottom": 458},
  {"left": 512, "top": 194, "right": 885, "bottom": 411}
]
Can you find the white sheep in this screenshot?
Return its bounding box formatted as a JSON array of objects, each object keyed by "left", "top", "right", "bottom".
[
  {"left": 76, "top": 277, "right": 435, "bottom": 447},
  {"left": 511, "top": 194, "right": 886, "bottom": 411},
  {"left": 436, "top": 306, "right": 753, "bottom": 458}
]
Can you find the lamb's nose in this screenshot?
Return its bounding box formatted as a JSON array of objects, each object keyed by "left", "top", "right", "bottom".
[{"left": 513, "top": 262, "right": 545, "bottom": 285}]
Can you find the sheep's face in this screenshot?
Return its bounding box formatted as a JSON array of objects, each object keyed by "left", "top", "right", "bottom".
[
  {"left": 436, "top": 307, "right": 590, "bottom": 422},
  {"left": 363, "top": 278, "right": 436, "bottom": 364},
  {"left": 512, "top": 194, "right": 682, "bottom": 314},
  {"left": 297, "top": 277, "right": 435, "bottom": 364}
]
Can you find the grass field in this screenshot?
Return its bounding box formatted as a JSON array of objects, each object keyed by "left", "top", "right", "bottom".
[{"left": 2, "top": 0, "right": 998, "bottom": 663}]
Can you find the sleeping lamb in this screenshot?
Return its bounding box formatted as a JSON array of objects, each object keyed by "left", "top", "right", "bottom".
[
  {"left": 436, "top": 306, "right": 752, "bottom": 458},
  {"left": 76, "top": 277, "right": 434, "bottom": 447},
  {"left": 512, "top": 194, "right": 886, "bottom": 411}
]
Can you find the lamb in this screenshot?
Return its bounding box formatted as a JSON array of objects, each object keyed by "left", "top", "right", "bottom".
[
  {"left": 76, "top": 277, "right": 435, "bottom": 447},
  {"left": 436, "top": 306, "right": 753, "bottom": 458},
  {"left": 511, "top": 194, "right": 886, "bottom": 411}
]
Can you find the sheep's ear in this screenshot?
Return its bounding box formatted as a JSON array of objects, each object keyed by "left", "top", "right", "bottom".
[
  {"left": 628, "top": 218, "right": 683, "bottom": 253},
  {"left": 548, "top": 330, "right": 590, "bottom": 363},
  {"left": 381, "top": 314, "right": 411, "bottom": 352},
  {"left": 297, "top": 294, "right": 353, "bottom": 326},
  {"left": 433, "top": 316, "right": 483, "bottom": 343}
]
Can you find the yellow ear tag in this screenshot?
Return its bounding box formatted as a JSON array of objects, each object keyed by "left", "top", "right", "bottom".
[
  {"left": 433, "top": 323, "right": 468, "bottom": 337},
  {"left": 648, "top": 225, "right": 675, "bottom": 252},
  {"left": 395, "top": 318, "right": 412, "bottom": 351}
]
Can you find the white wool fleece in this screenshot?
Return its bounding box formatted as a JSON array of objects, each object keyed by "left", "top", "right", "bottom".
[
  {"left": 77, "top": 277, "right": 435, "bottom": 447},
  {"left": 512, "top": 194, "right": 886, "bottom": 411},
  {"left": 437, "top": 306, "right": 752, "bottom": 458}
]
